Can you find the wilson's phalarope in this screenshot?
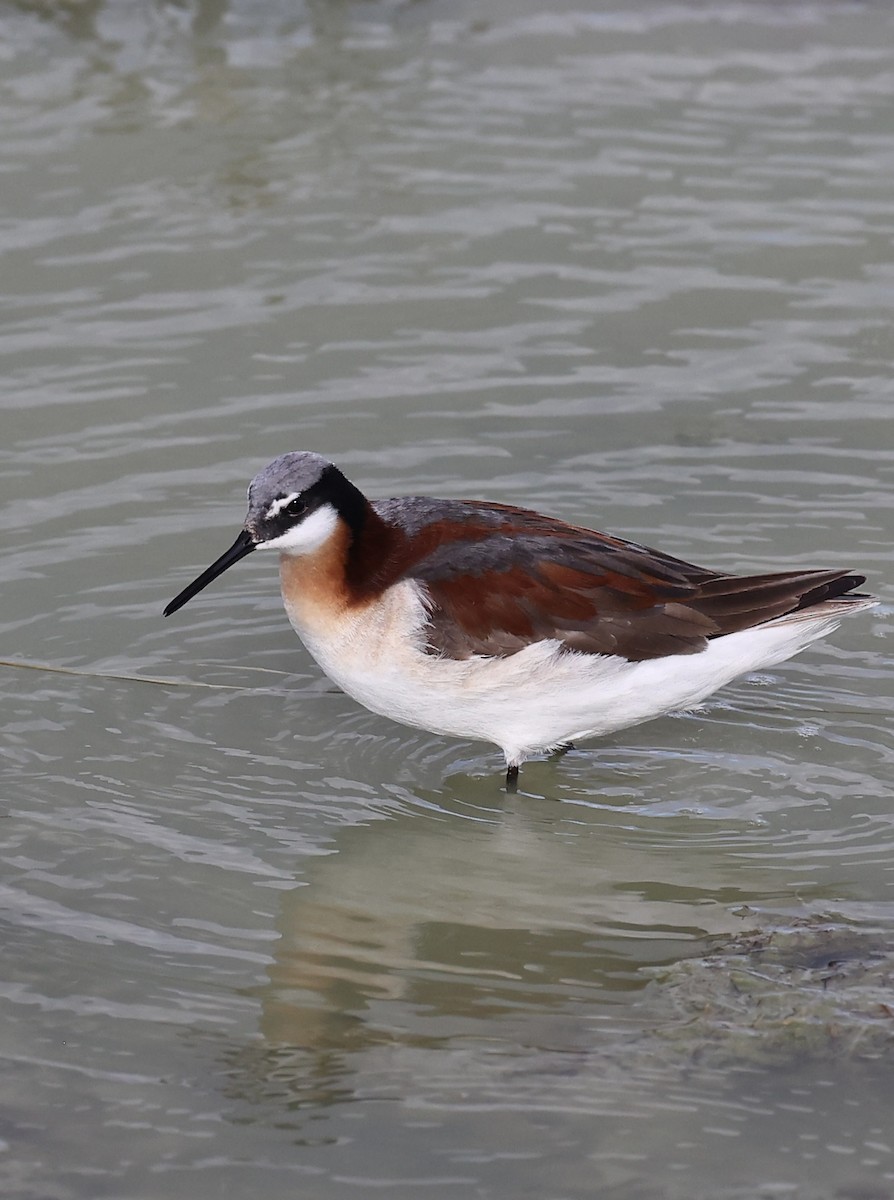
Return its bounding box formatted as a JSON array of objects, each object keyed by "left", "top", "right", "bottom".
[{"left": 164, "top": 452, "right": 874, "bottom": 788}]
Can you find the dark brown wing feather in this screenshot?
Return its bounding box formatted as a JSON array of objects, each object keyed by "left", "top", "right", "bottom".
[{"left": 359, "top": 498, "right": 867, "bottom": 662}]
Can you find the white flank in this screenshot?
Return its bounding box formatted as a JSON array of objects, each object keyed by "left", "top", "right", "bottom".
[
  {"left": 280, "top": 575, "right": 875, "bottom": 767},
  {"left": 259, "top": 504, "right": 339, "bottom": 555}
]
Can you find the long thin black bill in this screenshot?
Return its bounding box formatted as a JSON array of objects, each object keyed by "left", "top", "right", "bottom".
[{"left": 163, "top": 529, "right": 256, "bottom": 617}]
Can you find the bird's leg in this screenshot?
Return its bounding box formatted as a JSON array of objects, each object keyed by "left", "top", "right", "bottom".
[{"left": 505, "top": 763, "right": 519, "bottom": 793}]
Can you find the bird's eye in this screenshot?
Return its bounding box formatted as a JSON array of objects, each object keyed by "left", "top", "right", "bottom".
[{"left": 285, "top": 496, "right": 306, "bottom": 518}]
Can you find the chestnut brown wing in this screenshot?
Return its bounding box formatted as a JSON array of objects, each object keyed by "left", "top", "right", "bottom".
[{"left": 388, "top": 501, "right": 864, "bottom": 663}]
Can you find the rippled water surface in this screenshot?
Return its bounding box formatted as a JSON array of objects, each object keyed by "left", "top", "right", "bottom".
[{"left": 2, "top": 1, "right": 893, "bottom": 1197}]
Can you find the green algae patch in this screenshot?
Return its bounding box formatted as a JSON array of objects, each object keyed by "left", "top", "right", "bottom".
[{"left": 642, "top": 919, "right": 894, "bottom": 1067}]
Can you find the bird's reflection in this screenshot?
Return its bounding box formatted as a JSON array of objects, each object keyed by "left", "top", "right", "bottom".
[
  {"left": 218, "top": 772, "right": 838, "bottom": 1126},
  {"left": 247, "top": 777, "right": 820, "bottom": 1051}
]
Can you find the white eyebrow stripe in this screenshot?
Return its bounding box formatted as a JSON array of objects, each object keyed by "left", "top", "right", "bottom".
[{"left": 266, "top": 492, "right": 301, "bottom": 519}]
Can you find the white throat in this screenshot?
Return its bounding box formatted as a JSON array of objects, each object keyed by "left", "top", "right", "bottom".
[{"left": 257, "top": 503, "right": 339, "bottom": 556}]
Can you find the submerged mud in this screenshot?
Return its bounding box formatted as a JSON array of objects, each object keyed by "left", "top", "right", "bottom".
[{"left": 644, "top": 917, "right": 894, "bottom": 1067}]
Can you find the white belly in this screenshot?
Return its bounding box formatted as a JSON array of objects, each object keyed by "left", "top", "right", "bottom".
[{"left": 281, "top": 578, "right": 858, "bottom": 767}]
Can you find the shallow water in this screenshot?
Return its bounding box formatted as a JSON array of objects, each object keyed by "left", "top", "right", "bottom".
[{"left": 1, "top": 1, "right": 893, "bottom": 1197}]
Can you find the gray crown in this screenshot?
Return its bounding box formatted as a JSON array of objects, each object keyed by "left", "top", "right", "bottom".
[{"left": 246, "top": 452, "right": 333, "bottom": 513}]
